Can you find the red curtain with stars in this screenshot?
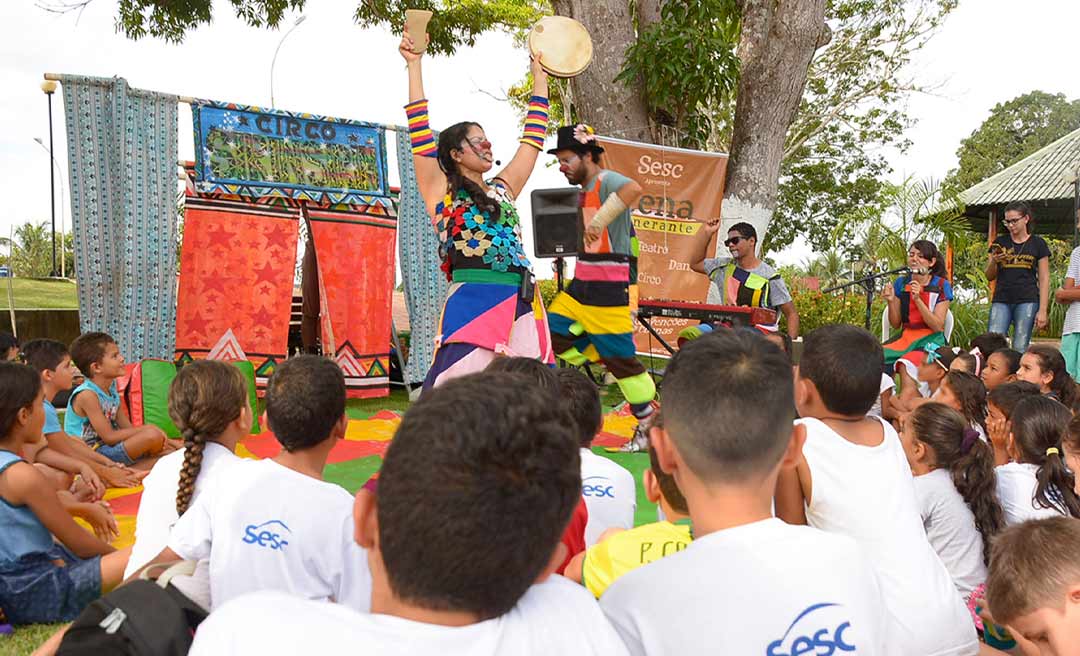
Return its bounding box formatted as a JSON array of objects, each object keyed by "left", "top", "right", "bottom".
[
  {"left": 174, "top": 194, "right": 299, "bottom": 392},
  {"left": 306, "top": 205, "right": 397, "bottom": 399}
]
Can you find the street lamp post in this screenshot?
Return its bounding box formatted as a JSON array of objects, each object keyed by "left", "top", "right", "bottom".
[
  {"left": 34, "top": 138, "right": 66, "bottom": 278},
  {"left": 40, "top": 80, "right": 58, "bottom": 277},
  {"left": 270, "top": 16, "right": 307, "bottom": 108}
]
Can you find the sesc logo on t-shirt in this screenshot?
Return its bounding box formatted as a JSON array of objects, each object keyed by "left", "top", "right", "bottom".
[
  {"left": 582, "top": 476, "right": 616, "bottom": 499},
  {"left": 242, "top": 519, "right": 292, "bottom": 551},
  {"left": 766, "top": 602, "right": 855, "bottom": 656}
]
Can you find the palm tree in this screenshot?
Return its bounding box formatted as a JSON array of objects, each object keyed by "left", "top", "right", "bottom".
[
  {"left": 802, "top": 249, "right": 850, "bottom": 289},
  {"left": 834, "top": 177, "right": 969, "bottom": 273},
  {"left": 0, "top": 222, "right": 53, "bottom": 277}
]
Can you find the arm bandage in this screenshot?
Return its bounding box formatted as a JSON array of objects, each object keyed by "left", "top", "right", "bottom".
[{"left": 589, "top": 192, "right": 628, "bottom": 230}]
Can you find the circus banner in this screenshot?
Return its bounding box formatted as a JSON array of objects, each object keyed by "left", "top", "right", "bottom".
[
  {"left": 192, "top": 100, "right": 393, "bottom": 208},
  {"left": 596, "top": 136, "right": 728, "bottom": 356}
]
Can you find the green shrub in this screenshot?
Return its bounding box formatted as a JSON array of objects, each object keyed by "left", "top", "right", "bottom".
[
  {"left": 789, "top": 287, "right": 888, "bottom": 336},
  {"left": 793, "top": 286, "right": 991, "bottom": 347},
  {"left": 538, "top": 278, "right": 565, "bottom": 308}
]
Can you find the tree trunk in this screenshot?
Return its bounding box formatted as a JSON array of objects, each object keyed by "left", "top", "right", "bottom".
[
  {"left": 551, "top": 0, "right": 652, "bottom": 142},
  {"left": 723, "top": 0, "right": 828, "bottom": 253}
]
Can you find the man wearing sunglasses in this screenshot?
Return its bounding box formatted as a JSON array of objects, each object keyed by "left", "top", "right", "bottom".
[
  {"left": 546, "top": 124, "right": 657, "bottom": 453},
  {"left": 689, "top": 220, "right": 799, "bottom": 339}
]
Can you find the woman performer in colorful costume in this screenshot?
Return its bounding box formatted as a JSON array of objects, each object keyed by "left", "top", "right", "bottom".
[
  {"left": 399, "top": 30, "right": 553, "bottom": 389},
  {"left": 882, "top": 240, "right": 953, "bottom": 396},
  {"left": 547, "top": 125, "right": 656, "bottom": 452}
]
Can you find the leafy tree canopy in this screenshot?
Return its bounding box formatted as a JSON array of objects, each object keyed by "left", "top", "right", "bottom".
[{"left": 943, "top": 90, "right": 1080, "bottom": 195}]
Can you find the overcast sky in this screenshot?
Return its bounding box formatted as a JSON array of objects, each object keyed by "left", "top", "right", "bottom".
[{"left": 3, "top": 0, "right": 1080, "bottom": 270}]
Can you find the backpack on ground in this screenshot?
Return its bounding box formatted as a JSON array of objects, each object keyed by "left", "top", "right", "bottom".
[{"left": 55, "top": 561, "right": 207, "bottom": 656}]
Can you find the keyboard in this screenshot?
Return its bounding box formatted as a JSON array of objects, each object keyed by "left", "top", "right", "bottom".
[{"left": 637, "top": 300, "right": 777, "bottom": 327}]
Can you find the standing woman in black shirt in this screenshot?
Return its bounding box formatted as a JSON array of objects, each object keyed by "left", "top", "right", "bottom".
[{"left": 986, "top": 201, "right": 1051, "bottom": 352}]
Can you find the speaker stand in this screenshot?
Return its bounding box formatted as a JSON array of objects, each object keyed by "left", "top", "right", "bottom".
[{"left": 554, "top": 256, "right": 566, "bottom": 293}]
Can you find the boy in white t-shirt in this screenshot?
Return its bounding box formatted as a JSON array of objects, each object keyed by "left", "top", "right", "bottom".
[
  {"left": 986, "top": 516, "right": 1080, "bottom": 654},
  {"left": 600, "top": 329, "right": 891, "bottom": 656},
  {"left": 555, "top": 368, "right": 635, "bottom": 545},
  {"left": 133, "top": 355, "right": 370, "bottom": 611},
  {"left": 775, "top": 324, "right": 978, "bottom": 655},
  {"left": 191, "top": 371, "right": 628, "bottom": 656}
]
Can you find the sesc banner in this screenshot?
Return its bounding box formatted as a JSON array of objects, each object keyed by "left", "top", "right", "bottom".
[{"left": 596, "top": 136, "right": 728, "bottom": 356}]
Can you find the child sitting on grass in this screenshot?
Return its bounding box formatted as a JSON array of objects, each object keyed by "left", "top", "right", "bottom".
[
  {"left": 0, "top": 362, "right": 130, "bottom": 625},
  {"left": 892, "top": 344, "right": 957, "bottom": 414},
  {"left": 135, "top": 355, "right": 370, "bottom": 611},
  {"left": 985, "top": 517, "right": 1080, "bottom": 655},
  {"left": 190, "top": 371, "right": 627, "bottom": 655},
  {"left": 64, "top": 332, "right": 174, "bottom": 467},
  {"left": 995, "top": 395, "right": 1080, "bottom": 526},
  {"left": 933, "top": 370, "right": 989, "bottom": 442},
  {"left": 565, "top": 440, "right": 690, "bottom": 598},
  {"left": 602, "top": 329, "right": 890, "bottom": 654},
  {"left": 982, "top": 348, "right": 1021, "bottom": 392},
  {"left": 486, "top": 357, "right": 589, "bottom": 572},
  {"left": 987, "top": 381, "right": 1042, "bottom": 466},
  {"left": 124, "top": 360, "right": 250, "bottom": 584},
  {"left": 555, "top": 367, "right": 635, "bottom": 546},
  {"left": 776, "top": 324, "right": 978, "bottom": 655},
  {"left": 24, "top": 338, "right": 144, "bottom": 489},
  {"left": 1019, "top": 344, "right": 1079, "bottom": 408},
  {"left": 900, "top": 403, "right": 1004, "bottom": 625}
]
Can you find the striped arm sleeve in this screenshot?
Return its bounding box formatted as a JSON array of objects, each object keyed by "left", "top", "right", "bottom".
[
  {"left": 405, "top": 99, "right": 437, "bottom": 157},
  {"left": 519, "top": 95, "right": 549, "bottom": 151}
]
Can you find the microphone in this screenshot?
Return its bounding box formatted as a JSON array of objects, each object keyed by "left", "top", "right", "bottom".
[{"left": 494, "top": 159, "right": 502, "bottom": 166}]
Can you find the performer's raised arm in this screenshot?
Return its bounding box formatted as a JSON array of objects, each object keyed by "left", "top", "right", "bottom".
[
  {"left": 492, "top": 54, "right": 550, "bottom": 198},
  {"left": 400, "top": 30, "right": 446, "bottom": 214},
  {"left": 689, "top": 218, "right": 722, "bottom": 275}
]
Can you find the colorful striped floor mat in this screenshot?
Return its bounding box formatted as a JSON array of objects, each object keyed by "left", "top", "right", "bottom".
[{"left": 89, "top": 406, "right": 648, "bottom": 549}]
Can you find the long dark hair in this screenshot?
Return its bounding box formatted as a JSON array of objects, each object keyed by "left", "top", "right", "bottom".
[
  {"left": 910, "top": 239, "right": 948, "bottom": 279},
  {"left": 1010, "top": 396, "right": 1080, "bottom": 518},
  {"left": 1026, "top": 345, "right": 1078, "bottom": 409},
  {"left": 437, "top": 122, "right": 501, "bottom": 219},
  {"left": 943, "top": 371, "right": 988, "bottom": 434},
  {"left": 169, "top": 361, "right": 248, "bottom": 516},
  {"left": 910, "top": 402, "right": 1004, "bottom": 564}
]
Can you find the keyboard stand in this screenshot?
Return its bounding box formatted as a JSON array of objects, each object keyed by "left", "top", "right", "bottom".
[{"left": 636, "top": 313, "right": 678, "bottom": 356}]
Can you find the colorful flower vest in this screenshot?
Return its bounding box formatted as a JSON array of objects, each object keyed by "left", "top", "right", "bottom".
[{"left": 434, "top": 183, "right": 531, "bottom": 280}]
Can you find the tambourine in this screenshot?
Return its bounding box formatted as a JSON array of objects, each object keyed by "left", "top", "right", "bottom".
[{"left": 528, "top": 16, "right": 593, "bottom": 78}]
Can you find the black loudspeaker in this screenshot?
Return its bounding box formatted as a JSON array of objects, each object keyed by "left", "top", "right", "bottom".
[{"left": 530, "top": 187, "right": 580, "bottom": 258}]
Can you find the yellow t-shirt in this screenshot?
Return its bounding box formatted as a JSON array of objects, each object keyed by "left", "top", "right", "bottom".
[{"left": 582, "top": 519, "right": 692, "bottom": 598}]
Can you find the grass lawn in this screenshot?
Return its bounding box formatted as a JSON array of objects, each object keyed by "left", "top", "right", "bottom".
[
  {"left": 0, "top": 278, "right": 78, "bottom": 309},
  {"left": 5, "top": 623, "right": 59, "bottom": 655}
]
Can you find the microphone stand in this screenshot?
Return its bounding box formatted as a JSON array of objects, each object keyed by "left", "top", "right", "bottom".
[{"left": 822, "top": 267, "right": 910, "bottom": 331}]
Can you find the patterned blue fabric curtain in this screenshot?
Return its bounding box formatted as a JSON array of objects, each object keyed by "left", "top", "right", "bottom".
[
  {"left": 395, "top": 129, "right": 448, "bottom": 384},
  {"left": 60, "top": 75, "right": 178, "bottom": 360}
]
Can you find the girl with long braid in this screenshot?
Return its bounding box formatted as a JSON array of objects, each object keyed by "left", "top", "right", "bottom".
[
  {"left": 124, "top": 361, "right": 251, "bottom": 581},
  {"left": 400, "top": 29, "right": 554, "bottom": 389}
]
